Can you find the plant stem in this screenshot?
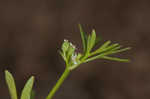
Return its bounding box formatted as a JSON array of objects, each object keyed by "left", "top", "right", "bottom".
[{"left": 46, "top": 68, "right": 70, "bottom": 99}]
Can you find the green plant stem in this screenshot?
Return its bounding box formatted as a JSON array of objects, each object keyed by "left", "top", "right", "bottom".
[{"left": 46, "top": 68, "right": 70, "bottom": 99}]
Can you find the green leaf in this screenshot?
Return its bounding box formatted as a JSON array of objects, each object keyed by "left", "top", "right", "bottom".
[
  {"left": 86, "top": 34, "right": 91, "bottom": 53},
  {"left": 79, "top": 24, "right": 87, "bottom": 53},
  {"left": 20, "top": 76, "right": 35, "bottom": 99},
  {"left": 84, "top": 54, "right": 102, "bottom": 63},
  {"left": 91, "top": 40, "right": 111, "bottom": 55},
  {"left": 111, "top": 47, "right": 131, "bottom": 54},
  {"left": 89, "top": 29, "right": 96, "bottom": 51},
  {"left": 5, "top": 70, "right": 18, "bottom": 99},
  {"left": 101, "top": 43, "right": 120, "bottom": 53},
  {"left": 111, "top": 45, "right": 122, "bottom": 51},
  {"left": 92, "top": 43, "right": 119, "bottom": 56},
  {"left": 99, "top": 40, "right": 111, "bottom": 50},
  {"left": 66, "top": 43, "right": 75, "bottom": 61},
  {"left": 101, "top": 56, "right": 130, "bottom": 62},
  {"left": 101, "top": 47, "right": 131, "bottom": 56},
  {"left": 85, "top": 53, "right": 130, "bottom": 63},
  {"left": 62, "top": 40, "right": 69, "bottom": 53}
]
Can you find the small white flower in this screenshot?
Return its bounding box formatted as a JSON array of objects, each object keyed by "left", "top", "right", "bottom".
[
  {"left": 69, "top": 42, "right": 76, "bottom": 49},
  {"left": 71, "top": 53, "right": 77, "bottom": 65},
  {"left": 64, "top": 39, "right": 68, "bottom": 42}
]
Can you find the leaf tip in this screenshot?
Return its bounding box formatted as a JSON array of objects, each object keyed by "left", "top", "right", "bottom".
[
  {"left": 92, "top": 29, "right": 96, "bottom": 33},
  {"left": 5, "top": 70, "right": 11, "bottom": 77},
  {"left": 5, "top": 70, "right": 9, "bottom": 74},
  {"left": 30, "top": 76, "right": 35, "bottom": 81}
]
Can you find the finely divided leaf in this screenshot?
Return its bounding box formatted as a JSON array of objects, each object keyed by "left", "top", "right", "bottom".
[
  {"left": 21, "top": 76, "right": 35, "bottom": 99},
  {"left": 79, "top": 24, "right": 87, "bottom": 53},
  {"left": 111, "top": 45, "right": 122, "bottom": 51},
  {"left": 102, "top": 43, "right": 120, "bottom": 52},
  {"left": 84, "top": 54, "right": 103, "bottom": 63},
  {"left": 91, "top": 40, "right": 111, "bottom": 55},
  {"left": 5, "top": 70, "right": 18, "bottom": 99},
  {"left": 111, "top": 47, "right": 131, "bottom": 54},
  {"left": 101, "top": 56, "right": 130, "bottom": 62},
  {"left": 99, "top": 40, "right": 111, "bottom": 50},
  {"left": 102, "top": 47, "right": 131, "bottom": 56},
  {"left": 85, "top": 54, "right": 130, "bottom": 63}
]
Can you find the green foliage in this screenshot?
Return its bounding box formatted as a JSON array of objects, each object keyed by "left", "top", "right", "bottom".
[
  {"left": 86, "top": 29, "right": 96, "bottom": 54},
  {"left": 60, "top": 24, "right": 131, "bottom": 70},
  {"left": 5, "top": 70, "right": 18, "bottom": 99},
  {"left": 5, "top": 70, "right": 34, "bottom": 99},
  {"left": 20, "top": 76, "right": 35, "bottom": 99},
  {"left": 78, "top": 24, "right": 87, "bottom": 53}
]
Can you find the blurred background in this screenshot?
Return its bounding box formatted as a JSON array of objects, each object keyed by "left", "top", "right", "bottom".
[{"left": 0, "top": 0, "right": 150, "bottom": 99}]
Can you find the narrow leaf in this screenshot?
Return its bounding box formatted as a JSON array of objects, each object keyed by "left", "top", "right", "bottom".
[
  {"left": 66, "top": 43, "right": 75, "bottom": 60},
  {"left": 99, "top": 43, "right": 120, "bottom": 54},
  {"left": 85, "top": 54, "right": 130, "bottom": 63},
  {"left": 101, "top": 56, "right": 130, "bottom": 62},
  {"left": 89, "top": 29, "right": 96, "bottom": 51},
  {"left": 99, "top": 40, "right": 111, "bottom": 50},
  {"left": 111, "top": 45, "right": 122, "bottom": 51},
  {"left": 86, "top": 34, "right": 91, "bottom": 53},
  {"left": 78, "top": 24, "right": 87, "bottom": 53},
  {"left": 100, "top": 47, "right": 131, "bottom": 56},
  {"left": 111, "top": 47, "right": 131, "bottom": 54},
  {"left": 5, "top": 70, "right": 18, "bottom": 99},
  {"left": 91, "top": 40, "right": 111, "bottom": 55},
  {"left": 84, "top": 54, "right": 103, "bottom": 63},
  {"left": 21, "top": 76, "right": 35, "bottom": 99},
  {"left": 62, "top": 39, "right": 69, "bottom": 53}
]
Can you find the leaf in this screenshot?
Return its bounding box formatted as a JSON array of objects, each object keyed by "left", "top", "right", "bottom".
[
  {"left": 111, "top": 47, "right": 131, "bottom": 54},
  {"left": 85, "top": 53, "right": 130, "bottom": 63},
  {"left": 86, "top": 34, "right": 91, "bottom": 53},
  {"left": 66, "top": 43, "right": 75, "bottom": 61},
  {"left": 101, "top": 56, "right": 130, "bottom": 62},
  {"left": 91, "top": 40, "right": 111, "bottom": 55},
  {"left": 84, "top": 54, "right": 103, "bottom": 63},
  {"left": 102, "top": 47, "right": 131, "bottom": 56},
  {"left": 5, "top": 70, "right": 18, "bottom": 99},
  {"left": 78, "top": 24, "right": 87, "bottom": 53},
  {"left": 100, "top": 44, "right": 130, "bottom": 55},
  {"left": 99, "top": 40, "right": 111, "bottom": 50},
  {"left": 62, "top": 39, "right": 69, "bottom": 53},
  {"left": 101, "top": 43, "right": 120, "bottom": 53},
  {"left": 111, "top": 45, "right": 122, "bottom": 51},
  {"left": 89, "top": 29, "right": 96, "bottom": 51},
  {"left": 20, "top": 76, "right": 35, "bottom": 99}
]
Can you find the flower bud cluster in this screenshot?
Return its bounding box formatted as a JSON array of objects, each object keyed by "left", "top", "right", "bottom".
[{"left": 60, "top": 39, "right": 81, "bottom": 67}]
